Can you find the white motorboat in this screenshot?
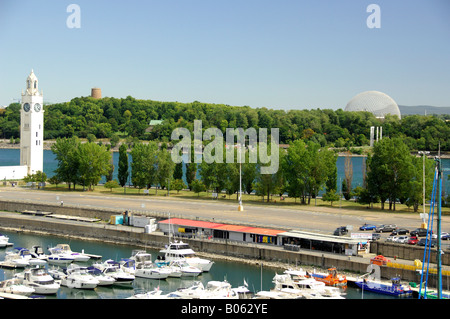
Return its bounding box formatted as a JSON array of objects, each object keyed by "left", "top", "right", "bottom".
[
  {"left": 93, "top": 260, "right": 135, "bottom": 286},
  {"left": 166, "top": 260, "right": 202, "bottom": 278},
  {"left": 0, "top": 278, "right": 35, "bottom": 296},
  {"left": 16, "top": 266, "right": 60, "bottom": 295},
  {"left": 128, "top": 287, "right": 167, "bottom": 299},
  {"left": 129, "top": 250, "right": 171, "bottom": 279},
  {"left": 157, "top": 241, "right": 213, "bottom": 272},
  {"left": 171, "top": 280, "right": 239, "bottom": 299},
  {"left": 0, "top": 233, "right": 11, "bottom": 248},
  {"left": 4, "top": 252, "right": 30, "bottom": 267},
  {"left": 120, "top": 258, "right": 136, "bottom": 275},
  {"left": 200, "top": 281, "right": 239, "bottom": 299},
  {"left": 61, "top": 265, "right": 99, "bottom": 289},
  {"left": 9, "top": 247, "right": 47, "bottom": 266},
  {"left": 270, "top": 270, "right": 345, "bottom": 299},
  {"left": 55, "top": 244, "right": 91, "bottom": 262},
  {"left": 46, "top": 247, "right": 75, "bottom": 265},
  {"left": 135, "top": 261, "right": 172, "bottom": 280},
  {"left": 48, "top": 266, "right": 67, "bottom": 280},
  {"left": 86, "top": 266, "right": 116, "bottom": 286}
]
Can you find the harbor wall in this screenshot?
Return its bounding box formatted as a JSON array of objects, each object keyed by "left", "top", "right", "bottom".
[
  {"left": 0, "top": 211, "right": 448, "bottom": 288},
  {"left": 1, "top": 199, "right": 449, "bottom": 288},
  {"left": 371, "top": 241, "right": 450, "bottom": 265},
  {"left": 0, "top": 199, "right": 118, "bottom": 221}
]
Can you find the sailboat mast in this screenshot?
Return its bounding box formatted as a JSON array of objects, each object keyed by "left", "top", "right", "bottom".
[{"left": 436, "top": 156, "right": 442, "bottom": 299}]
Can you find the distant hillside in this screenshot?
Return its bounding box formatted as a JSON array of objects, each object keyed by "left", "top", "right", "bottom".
[{"left": 399, "top": 105, "right": 450, "bottom": 115}]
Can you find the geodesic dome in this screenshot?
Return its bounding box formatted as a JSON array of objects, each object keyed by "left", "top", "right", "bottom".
[{"left": 345, "top": 91, "right": 401, "bottom": 119}]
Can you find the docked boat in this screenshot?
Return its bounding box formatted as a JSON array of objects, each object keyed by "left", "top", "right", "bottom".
[
  {"left": 61, "top": 265, "right": 99, "bottom": 289},
  {"left": 8, "top": 247, "right": 47, "bottom": 266},
  {"left": 157, "top": 241, "right": 213, "bottom": 272},
  {"left": 0, "top": 233, "right": 11, "bottom": 248},
  {"left": 166, "top": 260, "right": 202, "bottom": 278},
  {"left": 16, "top": 266, "right": 60, "bottom": 295},
  {"left": 308, "top": 268, "right": 347, "bottom": 288},
  {"left": 54, "top": 244, "right": 91, "bottom": 262},
  {"left": 355, "top": 277, "right": 413, "bottom": 297},
  {"left": 129, "top": 250, "right": 172, "bottom": 279},
  {"left": 93, "top": 260, "right": 135, "bottom": 286},
  {"left": 172, "top": 280, "right": 239, "bottom": 299},
  {"left": 86, "top": 266, "right": 116, "bottom": 286},
  {"left": 46, "top": 247, "right": 75, "bottom": 265},
  {"left": 120, "top": 258, "right": 136, "bottom": 275},
  {"left": 270, "top": 270, "right": 345, "bottom": 299},
  {"left": 4, "top": 251, "right": 30, "bottom": 268},
  {"left": 0, "top": 278, "right": 35, "bottom": 296},
  {"left": 135, "top": 261, "right": 172, "bottom": 280}
]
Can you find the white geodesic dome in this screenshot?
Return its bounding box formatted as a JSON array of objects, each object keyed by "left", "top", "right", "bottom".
[{"left": 345, "top": 91, "right": 401, "bottom": 119}]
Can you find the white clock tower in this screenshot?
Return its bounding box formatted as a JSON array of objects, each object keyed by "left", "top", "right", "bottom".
[{"left": 20, "top": 70, "right": 44, "bottom": 175}]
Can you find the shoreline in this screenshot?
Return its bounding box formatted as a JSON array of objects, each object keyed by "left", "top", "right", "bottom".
[{"left": 0, "top": 141, "right": 449, "bottom": 158}]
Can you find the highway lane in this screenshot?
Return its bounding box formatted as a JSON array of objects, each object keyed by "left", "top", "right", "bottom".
[{"left": 0, "top": 188, "right": 449, "bottom": 235}]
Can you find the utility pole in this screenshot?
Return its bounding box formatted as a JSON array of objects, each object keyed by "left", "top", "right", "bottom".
[
  {"left": 238, "top": 143, "right": 244, "bottom": 212},
  {"left": 418, "top": 151, "right": 429, "bottom": 228}
]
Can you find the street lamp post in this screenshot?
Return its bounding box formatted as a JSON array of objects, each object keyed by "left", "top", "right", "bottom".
[
  {"left": 418, "top": 151, "right": 430, "bottom": 228},
  {"left": 238, "top": 143, "right": 244, "bottom": 212}
]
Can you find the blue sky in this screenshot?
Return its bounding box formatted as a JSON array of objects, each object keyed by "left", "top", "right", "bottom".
[{"left": 1, "top": 0, "right": 449, "bottom": 110}]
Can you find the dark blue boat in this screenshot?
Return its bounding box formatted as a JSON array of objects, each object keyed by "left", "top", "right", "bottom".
[{"left": 355, "top": 277, "right": 413, "bottom": 297}]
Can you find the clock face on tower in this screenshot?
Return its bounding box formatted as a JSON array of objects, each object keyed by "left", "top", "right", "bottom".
[
  {"left": 23, "top": 103, "right": 30, "bottom": 112},
  {"left": 34, "top": 103, "right": 41, "bottom": 112}
]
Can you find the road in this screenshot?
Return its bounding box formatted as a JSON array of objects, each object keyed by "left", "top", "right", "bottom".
[{"left": 0, "top": 187, "right": 449, "bottom": 235}]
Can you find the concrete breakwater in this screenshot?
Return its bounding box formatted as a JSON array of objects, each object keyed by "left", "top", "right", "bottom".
[{"left": 0, "top": 199, "right": 447, "bottom": 288}]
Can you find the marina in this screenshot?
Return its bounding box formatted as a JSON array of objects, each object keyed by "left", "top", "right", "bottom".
[{"left": 0, "top": 229, "right": 412, "bottom": 299}]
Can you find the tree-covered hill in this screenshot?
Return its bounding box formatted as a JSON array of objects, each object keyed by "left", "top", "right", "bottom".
[{"left": 1, "top": 95, "right": 449, "bottom": 151}]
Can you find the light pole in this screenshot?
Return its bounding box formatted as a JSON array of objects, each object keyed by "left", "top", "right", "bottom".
[
  {"left": 418, "top": 151, "right": 430, "bottom": 228},
  {"left": 238, "top": 143, "right": 244, "bottom": 212}
]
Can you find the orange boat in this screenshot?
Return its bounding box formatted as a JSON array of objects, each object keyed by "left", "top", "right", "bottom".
[{"left": 309, "top": 268, "right": 347, "bottom": 288}]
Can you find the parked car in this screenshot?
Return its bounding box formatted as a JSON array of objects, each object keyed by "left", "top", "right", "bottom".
[
  {"left": 441, "top": 232, "right": 450, "bottom": 240},
  {"left": 360, "top": 223, "right": 377, "bottom": 231},
  {"left": 386, "top": 235, "right": 398, "bottom": 242},
  {"left": 408, "top": 236, "right": 419, "bottom": 245},
  {"left": 391, "top": 228, "right": 409, "bottom": 236},
  {"left": 333, "top": 226, "right": 348, "bottom": 236},
  {"left": 410, "top": 228, "right": 431, "bottom": 237},
  {"left": 396, "top": 236, "right": 409, "bottom": 244},
  {"left": 376, "top": 224, "right": 397, "bottom": 233},
  {"left": 418, "top": 238, "right": 437, "bottom": 247},
  {"left": 371, "top": 233, "right": 381, "bottom": 241}
]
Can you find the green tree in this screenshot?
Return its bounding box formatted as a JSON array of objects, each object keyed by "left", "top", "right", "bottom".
[
  {"left": 172, "top": 179, "right": 187, "bottom": 194},
  {"left": 367, "top": 138, "right": 414, "bottom": 210},
  {"left": 104, "top": 180, "right": 120, "bottom": 192},
  {"left": 191, "top": 179, "right": 206, "bottom": 197},
  {"left": 173, "top": 162, "right": 183, "bottom": 180},
  {"left": 48, "top": 175, "right": 62, "bottom": 188},
  {"left": 130, "top": 141, "right": 158, "bottom": 190},
  {"left": 51, "top": 137, "right": 81, "bottom": 190},
  {"left": 76, "top": 142, "right": 112, "bottom": 191},
  {"left": 118, "top": 143, "right": 129, "bottom": 187},
  {"left": 322, "top": 190, "right": 340, "bottom": 206}
]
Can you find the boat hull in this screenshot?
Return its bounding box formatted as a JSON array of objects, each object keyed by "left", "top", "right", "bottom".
[
  {"left": 355, "top": 281, "right": 412, "bottom": 297},
  {"left": 135, "top": 269, "right": 170, "bottom": 280}
]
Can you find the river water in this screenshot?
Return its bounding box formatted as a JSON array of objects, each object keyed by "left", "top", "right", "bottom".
[
  {"left": 0, "top": 229, "right": 398, "bottom": 299},
  {"left": 0, "top": 149, "right": 448, "bottom": 193}
]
